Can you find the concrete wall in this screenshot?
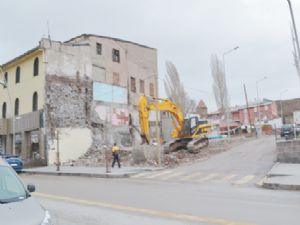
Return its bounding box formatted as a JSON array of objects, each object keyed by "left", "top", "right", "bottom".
[
  {"left": 48, "top": 128, "right": 92, "bottom": 165},
  {"left": 277, "top": 139, "right": 300, "bottom": 163}
]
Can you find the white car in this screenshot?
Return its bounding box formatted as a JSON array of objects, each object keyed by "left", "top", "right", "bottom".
[{"left": 0, "top": 158, "right": 51, "bottom": 225}]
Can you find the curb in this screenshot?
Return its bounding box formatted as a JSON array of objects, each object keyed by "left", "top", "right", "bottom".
[
  {"left": 21, "top": 170, "right": 134, "bottom": 179},
  {"left": 261, "top": 181, "right": 300, "bottom": 191}
]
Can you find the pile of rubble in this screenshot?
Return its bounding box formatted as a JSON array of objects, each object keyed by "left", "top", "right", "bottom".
[{"left": 69, "top": 136, "right": 251, "bottom": 168}]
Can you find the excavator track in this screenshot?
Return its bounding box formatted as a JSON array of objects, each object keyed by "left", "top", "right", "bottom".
[
  {"left": 163, "top": 138, "right": 189, "bottom": 154},
  {"left": 163, "top": 137, "right": 208, "bottom": 154},
  {"left": 187, "top": 137, "right": 209, "bottom": 153}
]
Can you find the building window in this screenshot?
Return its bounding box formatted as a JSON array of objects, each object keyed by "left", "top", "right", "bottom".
[
  {"left": 33, "top": 57, "right": 39, "bottom": 76},
  {"left": 96, "top": 43, "right": 102, "bottom": 55},
  {"left": 4, "top": 72, "right": 7, "bottom": 88},
  {"left": 32, "top": 92, "right": 38, "bottom": 112},
  {"left": 130, "top": 77, "right": 136, "bottom": 93},
  {"left": 16, "top": 67, "right": 20, "bottom": 83},
  {"left": 2, "top": 102, "right": 6, "bottom": 119},
  {"left": 112, "top": 72, "right": 120, "bottom": 85},
  {"left": 15, "top": 98, "right": 19, "bottom": 116},
  {"left": 139, "top": 80, "right": 145, "bottom": 94},
  {"left": 112, "top": 49, "right": 120, "bottom": 62},
  {"left": 150, "top": 82, "right": 154, "bottom": 97}
]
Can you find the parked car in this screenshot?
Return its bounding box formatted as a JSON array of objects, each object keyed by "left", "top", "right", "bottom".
[
  {"left": 0, "top": 158, "right": 51, "bottom": 225},
  {"left": 0, "top": 154, "right": 23, "bottom": 172},
  {"left": 280, "top": 124, "right": 295, "bottom": 138}
]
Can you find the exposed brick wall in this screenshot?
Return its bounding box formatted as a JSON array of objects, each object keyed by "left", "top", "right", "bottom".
[{"left": 45, "top": 74, "right": 93, "bottom": 137}]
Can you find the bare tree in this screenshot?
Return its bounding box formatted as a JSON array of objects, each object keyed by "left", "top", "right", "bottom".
[
  {"left": 210, "top": 54, "right": 229, "bottom": 117},
  {"left": 164, "top": 61, "right": 194, "bottom": 116}
]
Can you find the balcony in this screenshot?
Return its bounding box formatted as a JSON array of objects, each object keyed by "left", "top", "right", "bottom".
[
  {"left": 0, "top": 110, "right": 44, "bottom": 135},
  {"left": 13, "top": 110, "right": 43, "bottom": 133}
]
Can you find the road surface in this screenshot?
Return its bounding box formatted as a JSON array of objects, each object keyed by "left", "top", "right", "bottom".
[{"left": 21, "top": 136, "right": 300, "bottom": 225}]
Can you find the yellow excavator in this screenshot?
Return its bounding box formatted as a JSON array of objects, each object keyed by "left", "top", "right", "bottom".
[{"left": 138, "top": 95, "right": 211, "bottom": 153}]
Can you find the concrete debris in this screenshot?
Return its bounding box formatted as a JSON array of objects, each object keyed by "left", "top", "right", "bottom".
[{"left": 68, "top": 136, "right": 251, "bottom": 168}]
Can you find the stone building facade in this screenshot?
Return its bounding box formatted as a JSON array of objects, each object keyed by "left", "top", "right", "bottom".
[{"left": 0, "top": 34, "right": 158, "bottom": 165}]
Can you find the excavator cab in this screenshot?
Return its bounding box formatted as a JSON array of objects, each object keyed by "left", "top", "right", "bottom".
[{"left": 182, "top": 117, "right": 199, "bottom": 137}]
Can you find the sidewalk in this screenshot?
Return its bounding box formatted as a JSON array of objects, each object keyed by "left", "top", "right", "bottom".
[
  {"left": 260, "top": 163, "right": 300, "bottom": 191},
  {"left": 22, "top": 166, "right": 160, "bottom": 178}
]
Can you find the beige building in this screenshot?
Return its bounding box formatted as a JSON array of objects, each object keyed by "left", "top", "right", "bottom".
[{"left": 0, "top": 34, "right": 158, "bottom": 165}]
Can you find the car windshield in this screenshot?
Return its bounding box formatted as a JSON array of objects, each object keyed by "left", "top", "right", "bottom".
[
  {"left": 0, "top": 166, "right": 27, "bottom": 203},
  {"left": 282, "top": 125, "right": 293, "bottom": 129}
]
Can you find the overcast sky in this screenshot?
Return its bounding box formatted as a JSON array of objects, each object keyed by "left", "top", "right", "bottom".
[{"left": 1, "top": 0, "right": 300, "bottom": 112}]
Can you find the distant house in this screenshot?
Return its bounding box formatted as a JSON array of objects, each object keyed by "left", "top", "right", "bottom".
[
  {"left": 275, "top": 98, "right": 300, "bottom": 124},
  {"left": 196, "top": 100, "right": 208, "bottom": 119},
  {"left": 208, "top": 99, "right": 279, "bottom": 125}
]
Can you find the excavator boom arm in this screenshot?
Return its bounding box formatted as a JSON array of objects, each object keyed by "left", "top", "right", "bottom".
[{"left": 138, "top": 95, "right": 185, "bottom": 144}]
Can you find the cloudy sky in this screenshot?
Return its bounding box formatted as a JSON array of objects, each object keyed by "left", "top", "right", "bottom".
[{"left": 1, "top": 0, "right": 300, "bottom": 112}]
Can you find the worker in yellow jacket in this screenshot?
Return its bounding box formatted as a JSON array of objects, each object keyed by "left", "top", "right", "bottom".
[{"left": 112, "top": 143, "right": 121, "bottom": 168}]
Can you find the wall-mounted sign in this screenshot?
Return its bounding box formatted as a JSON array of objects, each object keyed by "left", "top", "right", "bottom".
[{"left": 93, "top": 82, "right": 128, "bottom": 104}]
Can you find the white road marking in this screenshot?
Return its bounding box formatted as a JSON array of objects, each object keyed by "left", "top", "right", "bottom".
[
  {"left": 179, "top": 172, "right": 203, "bottom": 181},
  {"left": 159, "top": 172, "right": 185, "bottom": 180},
  {"left": 197, "top": 173, "right": 219, "bottom": 182},
  {"left": 130, "top": 173, "right": 151, "bottom": 178},
  {"left": 145, "top": 170, "right": 173, "bottom": 179},
  {"left": 234, "top": 175, "right": 255, "bottom": 185},
  {"left": 256, "top": 177, "right": 266, "bottom": 187},
  {"left": 222, "top": 174, "right": 237, "bottom": 181}
]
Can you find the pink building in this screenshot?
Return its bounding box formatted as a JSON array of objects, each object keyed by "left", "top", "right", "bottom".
[{"left": 231, "top": 100, "right": 279, "bottom": 125}]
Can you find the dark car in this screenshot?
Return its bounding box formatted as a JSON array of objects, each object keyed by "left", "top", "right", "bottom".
[
  {"left": 0, "top": 154, "right": 23, "bottom": 172},
  {"left": 0, "top": 158, "right": 52, "bottom": 225},
  {"left": 280, "top": 124, "right": 295, "bottom": 138}
]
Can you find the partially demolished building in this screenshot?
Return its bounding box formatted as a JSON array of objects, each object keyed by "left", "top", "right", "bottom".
[{"left": 0, "top": 34, "right": 158, "bottom": 165}]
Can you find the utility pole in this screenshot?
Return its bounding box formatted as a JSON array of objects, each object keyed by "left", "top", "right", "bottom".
[
  {"left": 56, "top": 130, "right": 60, "bottom": 171},
  {"left": 280, "top": 89, "right": 288, "bottom": 124},
  {"left": 243, "top": 84, "right": 252, "bottom": 131},
  {"left": 256, "top": 76, "right": 267, "bottom": 124},
  {"left": 155, "top": 98, "right": 161, "bottom": 167}
]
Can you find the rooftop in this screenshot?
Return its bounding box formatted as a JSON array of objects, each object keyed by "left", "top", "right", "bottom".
[
  {"left": 65, "top": 33, "right": 156, "bottom": 50},
  {"left": 0, "top": 33, "right": 156, "bottom": 69}
]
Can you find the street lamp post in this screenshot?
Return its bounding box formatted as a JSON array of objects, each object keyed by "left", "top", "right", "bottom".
[
  {"left": 280, "top": 89, "right": 288, "bottom": 124},
  {"left": 222, "top": 46, "right": 239, "bottom": 138},
  {"left": 287, "top": 0, "right": 300, "bottom": 59},
  {"left": 255, "top": 76, "right": 267, "bottom": 124}
]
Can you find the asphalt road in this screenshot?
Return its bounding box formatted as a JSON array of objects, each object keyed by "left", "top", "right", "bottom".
[{"left": 21, "top": 136, "right": 300, "bottom": 225}]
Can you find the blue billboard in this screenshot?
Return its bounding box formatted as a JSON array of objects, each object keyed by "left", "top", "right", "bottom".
[{"left": 93, "top": 82, "right": 128, "bottom": 104}]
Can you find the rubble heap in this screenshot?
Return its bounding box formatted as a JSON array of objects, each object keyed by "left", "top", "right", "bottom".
[{"left": 69, "top": 136, "right": 249, "bottom": 167}]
